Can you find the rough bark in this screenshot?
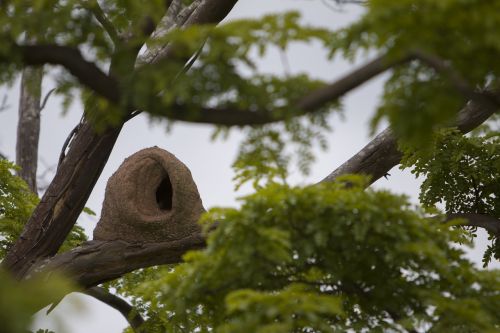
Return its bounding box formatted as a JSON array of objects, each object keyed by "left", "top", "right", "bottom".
[
  {"left": 16, "top": 66, "right": 42, "bottom": 194},
  {"left": 320, "top": 95, "right": 498, "bottom": 185},
  {"left": 4, "top": 119, "right": 123, "bottom": 278},
  {"left": 36, "top": 235, "right": 206, "bottom": 288}
]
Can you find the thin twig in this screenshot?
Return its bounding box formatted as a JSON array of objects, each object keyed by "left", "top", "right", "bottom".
[
  {"left": 39, "top": 88, "right": 56, "bottom": 111},
  {"left": 88, "top": 3, "right": 121, "bottom": 45},
  {"left": 58, "top": 117, "right": 84, "bottom": 168}
]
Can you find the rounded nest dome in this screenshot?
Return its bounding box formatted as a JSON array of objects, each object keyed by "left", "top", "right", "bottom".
[{"left": 93, "top": 147, "right": 204, "bottom": 243}]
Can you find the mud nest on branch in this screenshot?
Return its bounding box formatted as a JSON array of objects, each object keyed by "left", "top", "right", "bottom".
[{"left": 93, "top": 147, "right": 205, "bottom": 243}]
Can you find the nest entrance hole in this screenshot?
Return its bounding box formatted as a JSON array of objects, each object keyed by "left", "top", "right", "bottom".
[{"left": 156, "top": 175, "right": 173, "bottom": 210}]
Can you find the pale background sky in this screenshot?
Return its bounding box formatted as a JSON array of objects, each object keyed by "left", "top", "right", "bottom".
[{"left": 0, "top": 1, "right": 497, "bottom": 332}]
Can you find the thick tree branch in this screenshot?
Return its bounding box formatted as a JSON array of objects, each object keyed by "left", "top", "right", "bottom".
[
  {"left": 446, "top": 213, "right": 500, "bottom": 236},
  {"left": 84, "top": 287, "right": 145, "bottom": 332},
  {"left": 5, "top": 44, "right": 120, "bottom": 103},
  {"left": 320, "top": 93, "right": 498, "bottom": 185},
  {"left": 35, "top": 234, "right": 206, "bottom": 288},
  {"left": 144, "top": 0, "right": 238, "bottom": 65},
  {"left": 4, "top": 119, "right": 123, "bottom": 278},
  {"left": 137, "top": 0, "right": 202, "bottom": 65}
]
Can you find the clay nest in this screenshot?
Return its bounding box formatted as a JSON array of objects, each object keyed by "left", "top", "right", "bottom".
[{"left": 93, "top": 147, "right": 205, "bottom": 243}]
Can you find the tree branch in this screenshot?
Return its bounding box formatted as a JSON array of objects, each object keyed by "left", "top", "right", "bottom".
[
  {"left": 163, "top": 50, "right": 499, "bottom": 126},
  {"left": 320, "top": 92, "right": 498, "bottom": 185},
  {"left": 446, "top": 213, "right": 500, "bottom": 236},
  {"left": 5, "top": 43, "right": 120, "bottom": 103},
  {"left": 143, "top": 0, "right": 238, "bottom": 65},
  {"left": 34, "top": 234, "right": 206, "bottom": 288},
  {"left": 35, "top": 211, "right": 500, "bottom": 289},
  {"left": 40, "top": 88, "right": 56, "bottom": 111},
  {"left": 84, "top": 287, "right": 145, "bottom": 332},
  {"left": 161, "top": 53, "right": 410, "bottom": 125},
  {"left": 86, "top": 3, "right": 120, "bottom": 46}
]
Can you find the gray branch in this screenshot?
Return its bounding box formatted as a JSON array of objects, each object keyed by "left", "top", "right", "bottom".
[{"left": 85, "top": 287, "right": 145, "bottom": 332}]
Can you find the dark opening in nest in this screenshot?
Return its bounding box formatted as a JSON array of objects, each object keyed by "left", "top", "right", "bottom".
[{"left": 156, "top": 175, "right": 173, "bottom": 210}]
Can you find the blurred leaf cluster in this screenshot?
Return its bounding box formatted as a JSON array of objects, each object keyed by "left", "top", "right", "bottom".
[{"left": 0, "top": 269, "right": 73, "bottom": 333}]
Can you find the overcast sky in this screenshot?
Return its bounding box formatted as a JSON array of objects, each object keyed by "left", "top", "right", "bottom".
[{"left": 0, "top": 1, "right": 497, "bottom": 332}]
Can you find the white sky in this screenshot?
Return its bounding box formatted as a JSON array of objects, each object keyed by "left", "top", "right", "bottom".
[{"left": 0, "top": 1, "right": 497, "bottom": 332}]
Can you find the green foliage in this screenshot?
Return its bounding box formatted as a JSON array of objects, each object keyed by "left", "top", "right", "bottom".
[
  {"left": 402, "top": 129, "right": 500, "bottom": 266},
  {"left": 334, "top": 0, "right": 500, "bottom": 146},
  {"left": 0, "top": 159, "right": 87, "bottom": 257},
  {"left": 129, "top": 177, "right": 499, "bottom": 332},
  {"left": 0, "top": 269, "right": 73, "bottom": 333},
  {"left": 0, "top": 160, "right": 39, "bottom": 257}
]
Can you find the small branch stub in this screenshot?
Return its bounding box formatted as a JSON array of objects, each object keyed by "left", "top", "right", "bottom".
[{"left": 93, "top": 147, "right": 205, "bottom": 243}]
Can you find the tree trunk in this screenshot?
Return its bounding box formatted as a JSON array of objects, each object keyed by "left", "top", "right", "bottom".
[
  {"left": 16, "top": 66, "right": 42, "bottom": 194},
  {"left": 4, "top": 120, "right": 122, "bottom": 278}
]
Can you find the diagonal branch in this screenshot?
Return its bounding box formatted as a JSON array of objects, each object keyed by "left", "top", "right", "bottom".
[
  {"left": 143, "top": 0, "right": 237, "bottom": 65},
  {"left": 320, "top": 52, "right": 500, "bottom": 185},
  {"left": 320, "top": 99, "right": 497, "bottom": 185},
  {"left": 86, "top": 3, "right": 121, "bottom": 46},
  {"left": 85, "top": 287, "right": 145, "bottom": 332}
]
